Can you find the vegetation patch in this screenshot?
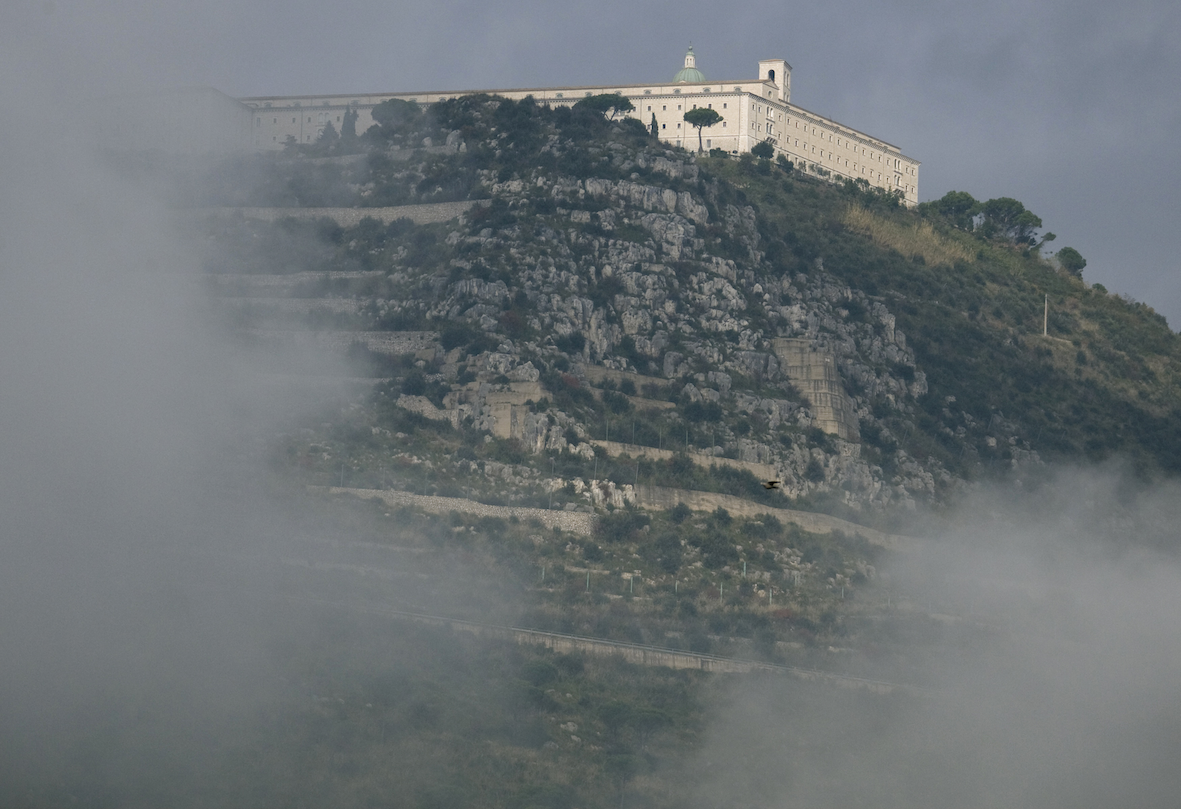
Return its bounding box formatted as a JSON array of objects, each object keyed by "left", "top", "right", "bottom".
[{"left": 842, "top": 204, "right": 975, "bottom": 267}]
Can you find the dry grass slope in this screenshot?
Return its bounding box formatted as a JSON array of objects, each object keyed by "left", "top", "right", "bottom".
[{"left": 843, "top": 205, "right": 975, "bottom": 267}]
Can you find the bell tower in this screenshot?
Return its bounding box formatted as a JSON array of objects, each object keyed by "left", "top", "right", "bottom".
[{"left": 758, "top": 58, "right": 791, "bottom": 102}]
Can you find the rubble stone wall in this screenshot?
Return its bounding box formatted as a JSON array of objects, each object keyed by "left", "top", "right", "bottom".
[
  {"left": 635, "top": 485, "right": 913, "bottom": 550},
  {"left": 593, "top": 440, "right": 777, "bottom": 481},
  {"left": 317, "top": 486, "right": 596, "bottom": 535},
  {"left": 197, "top": 200, "right": 486, "bottom": 226}
]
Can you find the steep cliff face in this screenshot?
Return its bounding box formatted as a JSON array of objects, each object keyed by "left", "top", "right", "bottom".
[
  {"left": 197, "top": 93, "right": 1181, "bottom": 521},
  {"left": 353, "top": 138, "right": 937, "bottom": 511}
]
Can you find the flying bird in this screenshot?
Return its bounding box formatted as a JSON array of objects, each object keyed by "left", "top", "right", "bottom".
[{"left": 762, "top": 480, "right": 781, "bottom": 490}]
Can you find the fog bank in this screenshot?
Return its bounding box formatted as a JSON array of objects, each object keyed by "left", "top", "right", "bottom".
[{"left": 686, "top": 466, "right": 1181, "bottom": 808}]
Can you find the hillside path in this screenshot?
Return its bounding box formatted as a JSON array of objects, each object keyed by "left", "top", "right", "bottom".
[
  {"left": 292, "top": 596, "right": 924, "bottom": 695},
  {"left": 315, "top": 486, "right": 920, "bottom": 550}
]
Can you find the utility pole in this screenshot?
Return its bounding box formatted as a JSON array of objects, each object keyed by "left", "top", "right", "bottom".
[{"left": 1043, "top": 294, "right": 1048, "bottom": 337}]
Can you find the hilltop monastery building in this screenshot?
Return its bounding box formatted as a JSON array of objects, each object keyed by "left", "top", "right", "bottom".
[{"left": 109, "top": 49, "right": 920, "bottom": 204}]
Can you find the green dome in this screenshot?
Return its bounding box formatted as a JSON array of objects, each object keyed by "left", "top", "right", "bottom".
[{"left": 673, "top": 47, "right": 705, "bottom": 83}]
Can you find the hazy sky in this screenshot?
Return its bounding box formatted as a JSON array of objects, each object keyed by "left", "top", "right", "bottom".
[{"left": 7, "top": 0, "right": 1180, "bottom": 327}]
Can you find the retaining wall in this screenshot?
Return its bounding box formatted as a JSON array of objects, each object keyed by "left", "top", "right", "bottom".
[
  {"left": 770, "top": 337, "right": 861, "bottom": 442},
  {"left": 316, "top": 486, "right": 596, "bottom": 535},
  {"left": 635, "top": 485, "right": 913, "bottom": 550},
  {"left": 245, "top": 329, "right": 437, "bottom": 355},
  {"left": 592, "top": 440, "right": 778, "bottom": 481},
  {"left": 299, "top": 598, "right": 915, "bottom": 694},
  {"left": 314, "top": 483, "right": 912, "bottom": 550},
  {"left": 196, "top": 200, "right": 486, "bottom": 226}
]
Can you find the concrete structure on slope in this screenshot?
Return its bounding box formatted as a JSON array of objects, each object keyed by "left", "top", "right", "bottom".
[
  {"left": 238, "top": 48, "right": 919, "bottom": 205},
  {"left": 771, "top": 338, "right": 860, "bottom": 442}
]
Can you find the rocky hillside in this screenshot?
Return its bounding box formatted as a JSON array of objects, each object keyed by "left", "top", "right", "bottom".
[
  {"left": 63, "top": 93, "right": 1181, "bottom": 809},
  {"left": 190, "top": 93, "right": 1181, "bottom": 527}
]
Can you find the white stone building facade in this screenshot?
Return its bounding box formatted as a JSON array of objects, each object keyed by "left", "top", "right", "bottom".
[{"left": 121, "top": 49, "right": 921, "bottom": 205}]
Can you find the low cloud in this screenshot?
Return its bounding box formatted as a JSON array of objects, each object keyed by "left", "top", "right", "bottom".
[{"left": 682, "top": 465, "right": 1181, "bottom": 808}]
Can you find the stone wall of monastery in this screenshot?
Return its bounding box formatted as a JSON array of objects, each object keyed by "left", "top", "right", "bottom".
[{"left": 238, "top": 59, "right": 919, "bottom": 204}]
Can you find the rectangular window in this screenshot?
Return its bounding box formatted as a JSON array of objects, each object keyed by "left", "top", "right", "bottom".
[
  {"left": 662, "top": 105, "right": 666, "bottom": 111},
  {"left": 677, "top": 105, "right": 681, "bottom": 110},
  {"left": 647, "top": 106, "right": 651, "bottom": 111},
  {"left": 722, "top": 122, "right": 726, "bottom": 127},
  {"left": 722, "top": 103, "right": 727, "bottom": 109},
  {"left": 706, "top": 139, "right": 711, "bottom": 148}
]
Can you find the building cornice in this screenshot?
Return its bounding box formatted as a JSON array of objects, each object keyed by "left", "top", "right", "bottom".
[
  {"left": 237, "top": 77, "right": 778, "bottom": 104},
  {"left": 242, "top": 84, "right": 915, "bottom": 165}
]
